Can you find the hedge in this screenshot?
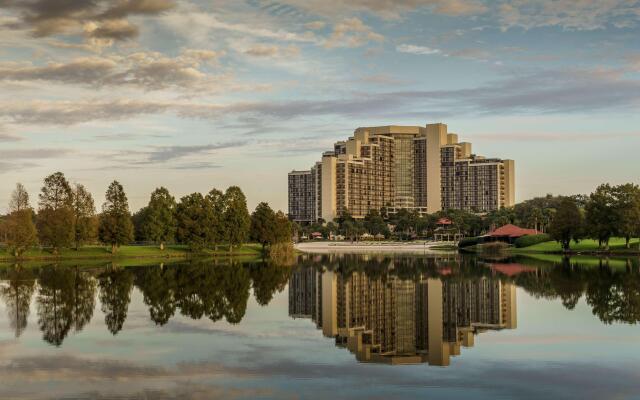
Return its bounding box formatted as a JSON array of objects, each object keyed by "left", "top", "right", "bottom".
[
  {"left": 458, "top": 236, "right": 481, "bottom": 248},
  {"left": 514, "top": 233, "right": 552, "bottom": 248}
]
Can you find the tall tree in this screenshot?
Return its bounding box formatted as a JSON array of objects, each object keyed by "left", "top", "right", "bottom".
[
  {"left": 5, "top": 183, "right": 37, "bottom": 256},
  {"left": 72, "top": 183, "right": 97, "bottom": 250},
  {"left": 37, "top": 172, "right": 74, "bottom": 253},
  {"left": 612, "top": 184, "right": 640, "bottom": 249},
  {"left": 585, "top": 184, "right": 617, "bottom": 250},
  {"left": 250, "top": 202, "right": 277, "bottom": 253},
  {"left": 364, "top": 209, "right": 389, "bottom": 237},
  {"left": 548, "top": 197, "right": 584, "bottom": 251},
  {"left": 9, "top": 183, "right": 30, "bottom": 212},
  {"left": 205, "top": 188, "right": 225, "bottom": 250},
  {"left": 176, "top": 193, "right": 212, "bottom": 252},
  {"left": 99, "top": 181, "right": 134, "bottom": 253},
  {"left": 142, "top": 187, "right": 177, "bottom": 250},
  {"left": 273, "top": 210, "right": 292, "bottom": 244},
  {"left": 222, "top": 186, "right": 250, "bottom": 252}
]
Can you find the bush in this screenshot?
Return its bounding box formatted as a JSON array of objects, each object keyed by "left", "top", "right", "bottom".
[
  {"left": 458, "top": 236, "right": 481, "bottom": 248},
  {"left": 514, "top": 233, "right": 552, "bottom": 248},
  {"left": 481, "top": 241, "right": 509, "bottom": 255}
]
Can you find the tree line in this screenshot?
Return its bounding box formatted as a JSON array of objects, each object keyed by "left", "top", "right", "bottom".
[
  {"left": 1, "top": 172, "right": 292, "bottom": 256},
  {"left": 294, "top": 182, "right": 640, "bottom": 250},
  {"left": 547, "top": 183, "right": 640, "bottom": 251}
]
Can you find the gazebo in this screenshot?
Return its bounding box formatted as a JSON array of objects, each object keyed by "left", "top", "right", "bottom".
[
  {"left": 486, "top": 224, "right": 539, "bottom": 243},
  {"left": 433, "top": 218, "right": 464, "bottom": 242}
]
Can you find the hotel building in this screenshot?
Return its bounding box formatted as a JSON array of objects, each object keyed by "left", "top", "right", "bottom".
[{"left": 288, "top": 123, "right": 515, "bottom": 223}]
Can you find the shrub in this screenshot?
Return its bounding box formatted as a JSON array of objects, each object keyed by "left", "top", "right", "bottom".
[
  {"left": 481, "top": 241, "right": 509, "bottom": 255},
  {"left": 514, "top": 233, "right": 552, "bottom": 248},
  {"left": 458, "top": 236, "right": 481, "bottom": 248}
]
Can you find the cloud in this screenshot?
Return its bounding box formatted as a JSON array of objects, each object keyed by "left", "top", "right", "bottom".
[
  {"left": 324, "top": 18, "right": 384, "bottom": 48},
  {"left": 497, "top": 0, "right": 640, "bottom": 30},
  {"left": 0, "top": 131, "right": 23, "bottom": 142},
  {"left": 0, "top": 0, "right": 176, "bottom": 39},
  {"left": 280, "top": 0, "right": 487, "bottom": 19},
  {"left": 243, "top": 44, "right": 301, "bottom": 58},
  {"left": 396, "top": 44, "right": 442, "bottom": 55},
  {"left": 84, "top": 19, "right": 139, "bottom": 40},
  {"left": 304, "top": 20, "right": 326, "bottom": 30},
  {"left": 103, "top": 141, "right": 247, "bottom": 169},
  {"left": 145, "top": 142, "right": 247, "bottom": 163},
  {"left": 2, "top": 67, "right": 639, "bottom": 127},
  {"left": 160, "top": 11, "right": 318, "bottom": 45},
  {"left": 2, "top": 148, "right": 73, "bottom": 159},
  {"left": 0, "top": 57, "right": 117, "bottom": 84},
  {"left": 0, "top": 100, "right": 173, "bottom": 125},
  {"left": 0, "top": 50, "right": 225, "bottom": 90},
  {"left": 397, "top": 44, "right": 492, "bottom": 61},
  {"left": 0, "top": 161, "right": 39, "bottom": 175}
]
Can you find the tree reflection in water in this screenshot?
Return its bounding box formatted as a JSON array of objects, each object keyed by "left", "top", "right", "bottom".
[
  {"left": 36, "top": 265, "right": 96, "bottom": 346},
  {"left": 0, "top": 265, "right": 36, "bottom": 338},
  {"left": 0, "top": 255, "right": 637, "bottom": 347}
]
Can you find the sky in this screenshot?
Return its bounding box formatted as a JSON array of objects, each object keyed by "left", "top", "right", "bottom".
[{"left": 1, "top": 0, "right": 640, "bottom": 213}]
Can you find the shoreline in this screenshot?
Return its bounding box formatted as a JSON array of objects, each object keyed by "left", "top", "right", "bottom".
[{"left": 295, "top": 241, "right": 457, "bottom": 254}]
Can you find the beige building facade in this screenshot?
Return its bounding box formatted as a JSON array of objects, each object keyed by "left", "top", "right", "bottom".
[{"left": 288, "top": 122, "right": 515, "bottom": 223}]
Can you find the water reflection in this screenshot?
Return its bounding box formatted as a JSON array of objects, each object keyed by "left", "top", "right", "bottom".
[
  {"left": 0, "top": 255, "right": 638, "bottom": 349},
  {"left": 289, "top": 256, "right": 517, "bottom": 366},
  {"left": 0, "top": 260, "right": 291, "bottom": 346},
  {"left": 289, "top": 254, "right": 640, "bottom": 366}
]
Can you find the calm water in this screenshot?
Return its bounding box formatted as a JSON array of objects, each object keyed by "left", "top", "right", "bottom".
[{"left": 0, "top": 254, "right": 639, "bottom": 400}]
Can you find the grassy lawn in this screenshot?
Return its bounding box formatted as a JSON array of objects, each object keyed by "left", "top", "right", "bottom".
[
  {"left": 0, "top": 243, "right": 263, "bottom": 262},
  {"left": 513, "top": 237, "right": 639, "bottom": 253}
]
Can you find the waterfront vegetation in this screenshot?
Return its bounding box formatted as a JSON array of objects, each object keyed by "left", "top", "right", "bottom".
[
  {"left": 296, "top": 182, "right": 640, "bottom": 254},
  {"left": 0, "top": 172, "right": 292, "bottom": 261}
]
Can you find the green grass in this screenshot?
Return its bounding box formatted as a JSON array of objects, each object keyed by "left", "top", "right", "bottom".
[
  {"left": 512, "top": 237, "right": 639, "bottom": 253},
  {"left": 0, "top": 243, "right": 263, "bottom": 262}
]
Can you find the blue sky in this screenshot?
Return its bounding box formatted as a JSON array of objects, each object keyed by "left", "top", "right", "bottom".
[{"left": 1, "top": 0, "right": 640, "bottom": 212}]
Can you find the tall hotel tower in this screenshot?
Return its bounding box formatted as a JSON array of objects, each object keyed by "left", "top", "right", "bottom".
[{"left": 288, "top": 123, "right": 515, "bottom": 223}]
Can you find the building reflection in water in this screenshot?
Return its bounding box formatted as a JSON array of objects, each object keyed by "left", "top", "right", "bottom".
[{"left": 289, "top": 262, "right": 516, "bottom": 366}]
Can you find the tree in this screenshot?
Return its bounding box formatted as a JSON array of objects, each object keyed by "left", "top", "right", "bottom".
[
  {"left": 72, "top": 183, "right": 97, "bottom": 250},
  {"left": 5, "top": 210, "right": 37, "bottom": 257},
  {"left": 273, "top": 210, "right": 292, "bottom": 244},
  {"left": 131, "top": 206, "right": 149, "bottom": 241},
  {"left": 364, "top": 209, "right": 389, "bottom": 237},
  {"left": 548, "top": 197, "right": 584, "bottom": 251},
  {"left": 251, "top": 202, "right": 277, "bottom": 253},
  {"left": 222, "top": 186, "right": 250, "bottom": 252},
  {"left": 5, "top": 183, "right": 37, "bottom": 256},
  {"left": 9, "top": 183, "right": 30, "bottom": 212},
  {"left": 99, "top": 181, "right": 134, "bottom": 253},
  {"left": 37, "top": 172, "right": 74, "bottom": 253},
  {"left": 176, "top": 193, "right": 212, "bottom": 252},
  {"left": 612, "top": 184, "right": 640, "bottom": 249},
  {"left": 585, "top": 184, "right": 617, "bottom": 250},
  {"left": 205, "top": 188, "right": 225, "bottom": 250},
  {"left": 142, "top": 187, "right": 177, "bottom": 250}
]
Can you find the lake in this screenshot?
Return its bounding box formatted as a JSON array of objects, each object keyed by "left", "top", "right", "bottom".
[{"left": 0, "top": 253, "right": 639, "bottom": 399}]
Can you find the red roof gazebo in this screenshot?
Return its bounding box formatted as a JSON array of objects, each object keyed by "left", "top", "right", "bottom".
[{"left": 488, "top": 224, "right": 539, "bottom": 239}]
